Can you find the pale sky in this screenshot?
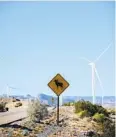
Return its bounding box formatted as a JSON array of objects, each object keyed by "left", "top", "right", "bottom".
[{"left": 0, "top": 1, "right": 115, "bottom": 96}]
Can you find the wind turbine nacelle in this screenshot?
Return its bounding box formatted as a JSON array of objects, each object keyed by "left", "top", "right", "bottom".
[{"left": 88, "top": 62, "right": 95, "bottom": 67}]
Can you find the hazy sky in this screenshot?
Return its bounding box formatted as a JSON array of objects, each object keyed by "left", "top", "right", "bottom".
[{"left": 0, "top": 1, "right": 115, "bottom": 97}]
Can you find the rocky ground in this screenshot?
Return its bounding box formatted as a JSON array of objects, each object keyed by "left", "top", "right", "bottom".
[
  {"left": 39, "top": 106, "right": 103, "bottom": 137},
  {"left": 0, "top": 106, "right": 115, "bottom": 137}
]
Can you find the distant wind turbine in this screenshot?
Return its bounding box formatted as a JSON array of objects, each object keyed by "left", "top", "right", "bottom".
[
  {"left": 80, "top": 43, "right": 111, "bottom": 105},
  {"left": 6, "top": 84, "right": 19, "bottom": 98},
  {"left": 60, "top": 95, "right": 63, "bottom": 106}
]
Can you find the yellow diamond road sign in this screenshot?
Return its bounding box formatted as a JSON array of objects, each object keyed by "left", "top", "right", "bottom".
[{"left": 48, "top": 74, "right": 69, "bottom": 96}]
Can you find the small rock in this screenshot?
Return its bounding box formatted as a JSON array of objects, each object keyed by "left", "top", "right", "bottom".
[
  {"left": 86, "top": 130, "right": 96, "bottom": 136},
  {"left": 22, "top": 129, "right": 29, "bottom": 136},
  {"left": 7, "top": 131, "right": 13, "bottom": 137}
]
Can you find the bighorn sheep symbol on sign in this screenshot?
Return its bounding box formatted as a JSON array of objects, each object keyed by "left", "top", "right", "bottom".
[{"left": 54, "top": 79, "right": 63, "bottom": 89}]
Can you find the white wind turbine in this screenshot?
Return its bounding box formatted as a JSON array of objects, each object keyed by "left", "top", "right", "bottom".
[
  {"left": 60, "top": 95, "right": 63, "bottom": 106},
  {"left": 81, "top": 44, "right": 111, "bottom": 105},
  {"left": 6, "top": 84, "right": 19, "bottom": 98}
]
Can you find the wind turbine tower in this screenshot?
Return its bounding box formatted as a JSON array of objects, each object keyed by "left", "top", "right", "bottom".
[
  {"left": 6, "top": 84, "right": 19, "bottom": 98},
  {"left": 81, "top": 43, "right": 111, "bottom": 105},
  {"left": 60, "top": 95, "right": 63, "bottom": 106}
]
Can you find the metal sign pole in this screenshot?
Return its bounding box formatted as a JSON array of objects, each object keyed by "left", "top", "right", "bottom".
[{"left": 57, "top": 95, "right": 59, "bottom": 125}]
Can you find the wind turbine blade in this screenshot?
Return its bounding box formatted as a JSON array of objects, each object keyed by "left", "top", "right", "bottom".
[
  {"left": 9, "top": 86, "right": 19, "bottom": 90},
  {"left": 9, "top": 87, "right": 16, "bottom": 89},
  {"left": 80, "top": 57, "right": 91, "bottom": 63},
  {"left": 94, "top": 43, "right": 112, "bottom": 62},
  {"left": 94, "top": 68, "right": 104, "bottom": 90},
  {"left": 94, "top": 67, "right": 104, "bottom": 105}
]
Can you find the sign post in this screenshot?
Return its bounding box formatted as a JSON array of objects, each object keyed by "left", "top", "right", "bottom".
[
  {"left": 48, "top": 73, "right": 69, "bottom": 125},
  {"left": 57, "top": 96, "right": 59, "bottom": 125}
]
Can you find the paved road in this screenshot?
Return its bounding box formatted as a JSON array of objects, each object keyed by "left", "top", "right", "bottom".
[
  {"left": 0, "top": 106, "right": 54, "bottom": 125},
  {"left": 0, "top": 106, "right": 27, "bottom": 125}
]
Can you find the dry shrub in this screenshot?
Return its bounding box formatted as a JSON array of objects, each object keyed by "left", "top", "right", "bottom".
[{"left": 27, "top": 99, "right": 48, "bottom": 123}]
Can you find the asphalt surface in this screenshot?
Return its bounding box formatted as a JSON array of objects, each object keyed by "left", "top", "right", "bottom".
[
  {"left": 0, "top": 106, "right": 54, "bottom": 125},
  {"left": 0, "top": 107, "right": 27, "bottom": 125}
]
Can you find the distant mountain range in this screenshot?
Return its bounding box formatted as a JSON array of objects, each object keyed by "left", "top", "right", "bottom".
[
  {"left": 38, "top": 94, "right": 115, "bottom": 107},
  {"left": 1, "top": 93, "right": 115, "bottom": 107},
  {"left": 38, "top": 94, "right": 57, "bottom": 106}
]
